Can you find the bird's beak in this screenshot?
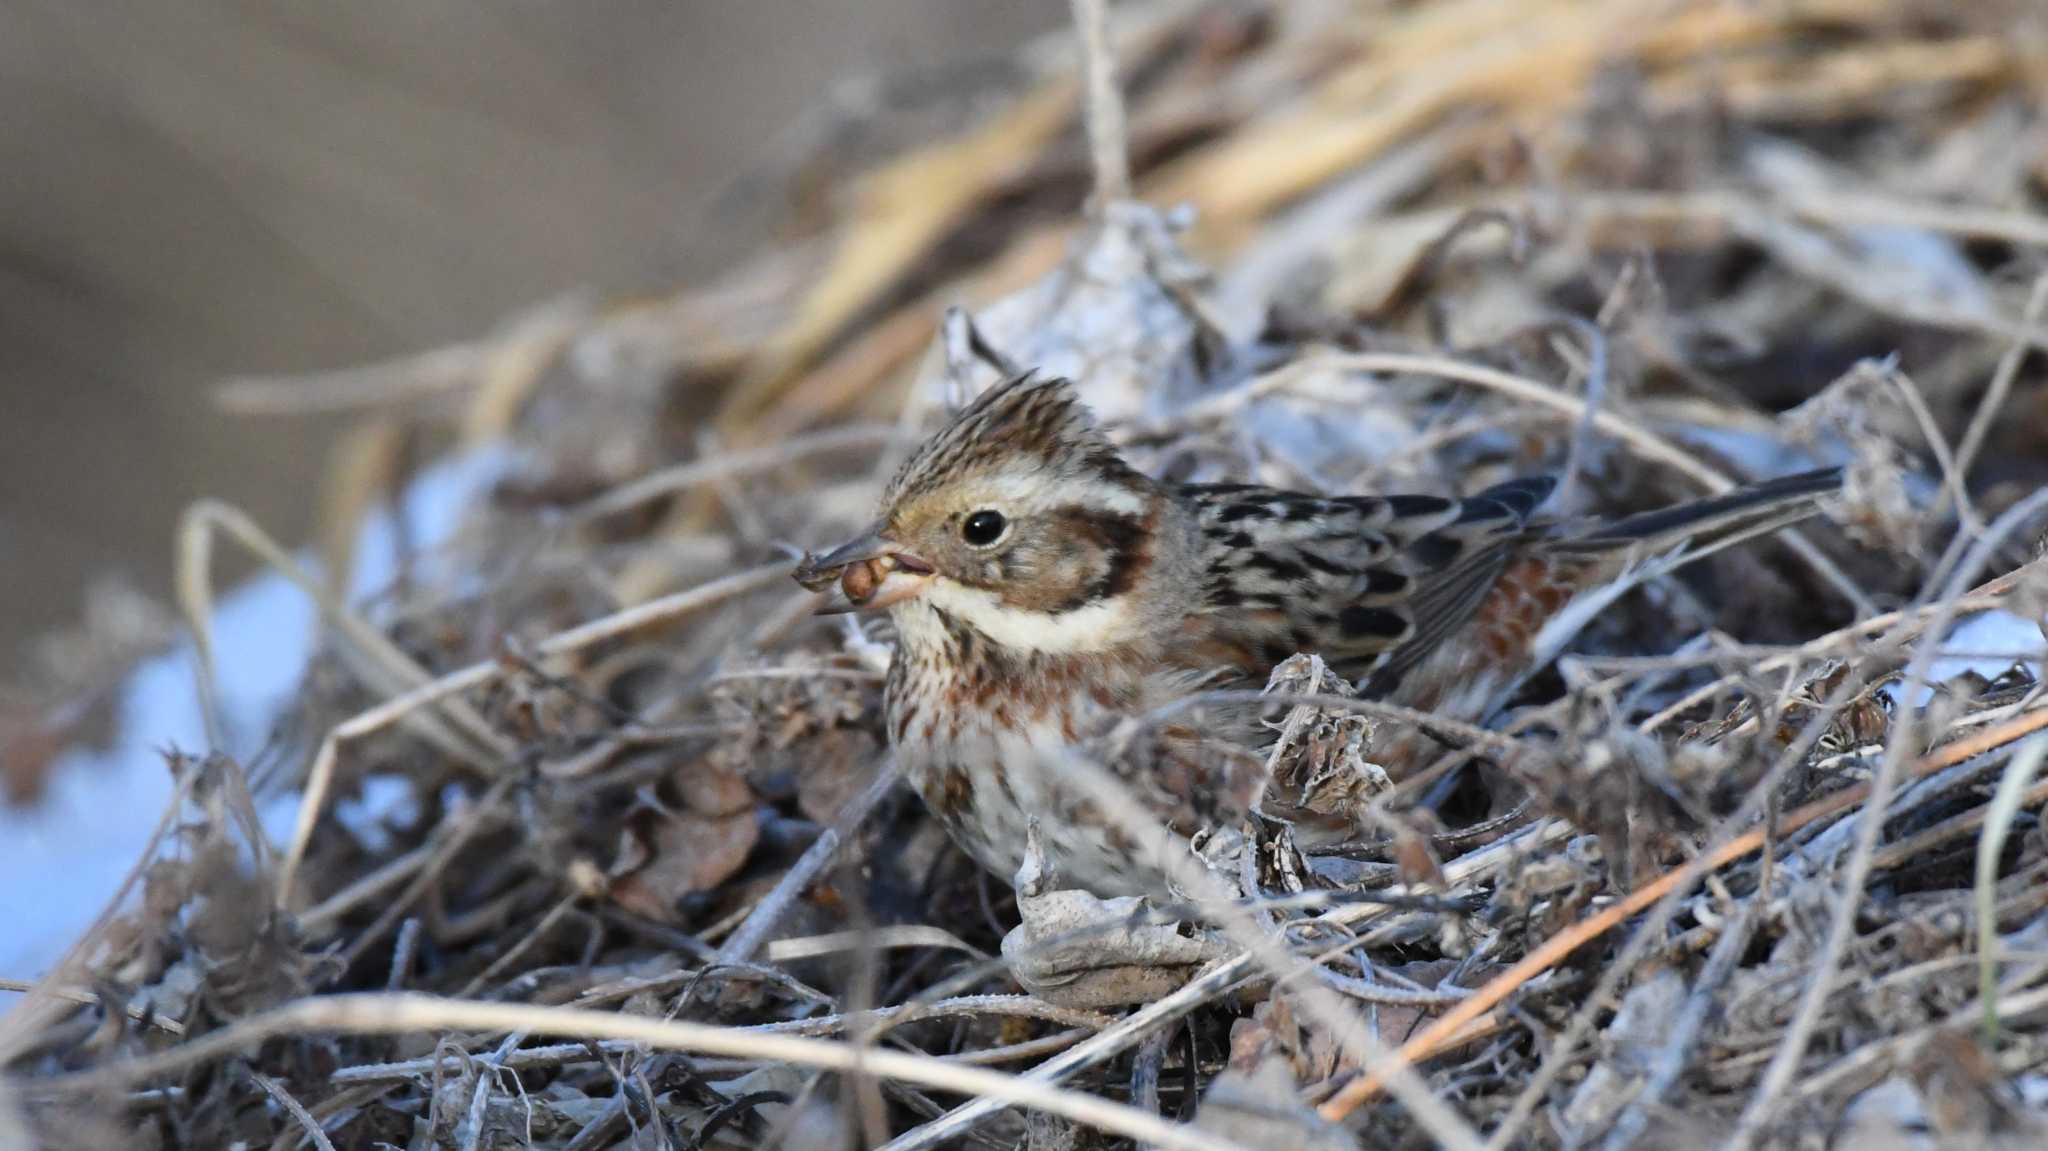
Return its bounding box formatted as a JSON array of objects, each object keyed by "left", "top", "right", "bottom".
[{"left": 793, "top": 523, "right": 936, "bottom": 614}]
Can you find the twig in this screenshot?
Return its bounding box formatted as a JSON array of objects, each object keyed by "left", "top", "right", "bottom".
[
  {"left": 1131, "top": 1023, "right": 1175, "bottom": 1151},
  {"left": 569, "top": 424, "right": 903, "bottom": 521},
  {"left": 1593, "top": 898, "right": 1760, "bottom": 1151},
  {"left": 1477, "top": 666, "right": 1874, "bottom": 1149},
  {"left": 918, "top": 819, "right": 1572, "bottom": 1151},
  {"left": 0, "top": 980, "right": 185, "bottom": 1036},
  {"left": 252, "top": 1072, "right": 338, "bottom": 1151},
  {"left": 718, "top": 760, "right": 900, "bottom": 965},
  {"left": 330, "top": 992, "right": 1106, "bottom": 1083},
  {"left": 1317, "top": 702, "right": 2048, "bottom": 1121},
  {"left": 455, "top": 1032, "right": 526, "bottom": 1151},
  {"left": 35, "top": 994, "right": 1248, "bottom": 1151},
  {"left": 555, "top": 761, "right": 900, "bottom": 1150},
  {"left": 950, "top": 1030, "right": 1091, "bottom": 1066},
  {"left": 301, "top": 843, "right": 435, "bottom": 933},
  {"left": 692, "top": 1088, "right": 794, "bottom": 1150},
  {"left": 278, "top": 562, "right": 790, "bottom": 903},
  {"left": 1947, "top": 270, "right": 2048, "bottom": 525},
  {"left": 1021, "top": 743, "right": 1491, "bottom": 1151},
  {"left": 456, "top": 894, "right": 581, "bottom": 999},
  {"left": 1867, "top": 771, "right": 2048, "bottom": 874},
  {"left": 570, "top": 960, "right": 825, "bottom": 1012},
  {"left": 766, "top": 925, "right": 986, "bottom": 963},
  {"left": 176, "top": 498, "right": 504, "bottom": 766},
  {"left": 214, "top": 296, "right": 585, "bottom": 419},
  {"left": 1727, "top": 489, "right": 2048, "bottom": 1148},
  {"left": 1791, "top": 980, "right": 2048, "bottom": 1108},
  {"left": 901, "top": 824, "right": 1581, "bottom": 1150},
  {"left": 340, "top": 776, "right": 516, "bottom": 968},
  {"left": 332, "top": 1041, "right": 676, "bottom": 1084},
  {"left": 1069, "top": 0, "right": 1131, "bottom": 205},
  {"left": 1315, "top": 969, "right": 1471, "bottom": 1008},
  {"left": 1628, "top": 553, "right": 2044, "bottom": 738},
  {"left": 1779, "top": 189, "right": 2048, "bottom": 251},
  {"left": 755, "top": 995, "right": 1116, "bottom": 1040},
  {"left": 876, "top": 955, "right": 1248, "bottom": 1150},
  {"left": 386, "top": 919, "right": 423, "bottom": 992},
  {"left": 1867, "top": 358, "right": 1982, "bottom": 535},
  {"left": 1978, "top": 737, "right": 2048, "bottom": 1043},
  {"left": 0, "top": 760, "right": 202, "bottom": 1062},
  {"left": 1534, "top": 314, "right": 1609, "bottom": 511}
]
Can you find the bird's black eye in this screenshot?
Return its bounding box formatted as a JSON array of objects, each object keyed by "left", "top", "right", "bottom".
[{"left": 961, "top": 509, "right": 1008, "bottom": 547}]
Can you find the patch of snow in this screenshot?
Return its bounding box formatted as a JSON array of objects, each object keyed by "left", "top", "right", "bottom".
[
  {"left": 333, "top": 774, "right": 424, "bottom": 856},
  {"left": 1884, "top": 609, "right": 2046, "bottom": 709},
  {"left": 0, "top": 446, "right": 506, "bottom": 979},
  {"left": 1666, "top": 424, "right": 1830, "bottom": 480}
]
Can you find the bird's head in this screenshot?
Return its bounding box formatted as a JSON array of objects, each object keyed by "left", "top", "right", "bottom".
[{"left": 794, "top": 375, "right": 1178, "bottom": 655}]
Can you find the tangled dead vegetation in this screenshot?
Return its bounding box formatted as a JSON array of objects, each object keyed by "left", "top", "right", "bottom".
[{"left": 9, "top": 1, "right": 2048, "bottom": 1147}]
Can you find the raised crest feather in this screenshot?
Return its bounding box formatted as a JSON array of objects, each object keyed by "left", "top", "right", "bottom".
[{"left": 883, "top": 374, "right": 1127, "bottom": 506}]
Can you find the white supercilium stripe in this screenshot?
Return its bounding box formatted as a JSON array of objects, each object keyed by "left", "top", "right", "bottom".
[{"left": 976, "top": 467, "right": 1148, "bottom": 517}]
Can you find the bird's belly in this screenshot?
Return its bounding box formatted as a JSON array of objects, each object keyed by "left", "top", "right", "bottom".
[{"left": 896, "top": 709, "right": 1161, "bottom": 898}]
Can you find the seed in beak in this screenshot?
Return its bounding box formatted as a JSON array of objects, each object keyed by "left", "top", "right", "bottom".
[
  {"left": 838, "top": 552, "right": 934, "bottom": 605},
  {"left": 841, "top": 558, "right": 882, "bottom": 603}
]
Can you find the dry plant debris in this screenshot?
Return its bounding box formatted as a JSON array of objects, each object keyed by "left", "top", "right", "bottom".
[{"left": 9, "top": 1, "right": 2048, "bottom": 1148}]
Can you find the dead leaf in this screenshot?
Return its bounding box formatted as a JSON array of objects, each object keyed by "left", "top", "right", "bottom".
[
  {"left": 1195, "top": 1058, "right": 1356, "bottom": 1151},
  {"left": 796, "top": 728, "right": 883, "bottom": 825},
  {"left": 677, "top": 754, "right": 755, "bottom": 817},
  {"left": 610, "top": 807, "right": 761, "bottom": 921}
]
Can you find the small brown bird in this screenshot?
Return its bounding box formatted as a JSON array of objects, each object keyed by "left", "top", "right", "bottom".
[{"left": 796, "top": 374, "right": 1838, "bottom": 897}]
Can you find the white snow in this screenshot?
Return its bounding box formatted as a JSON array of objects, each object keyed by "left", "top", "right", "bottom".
[
  {"left": 1884, "top": 609, "right": 2046, "bottom": 709},
  {"left": 0, "top": 447, "right": 506, "bottom": 979}
]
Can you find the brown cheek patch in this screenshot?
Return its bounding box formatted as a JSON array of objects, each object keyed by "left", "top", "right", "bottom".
[
  {"left": 984, "top": 538, "right": 1070, "bottom": 613},
  {"left": 997, "top": 506, "right": 1154, "bottom": 614}
]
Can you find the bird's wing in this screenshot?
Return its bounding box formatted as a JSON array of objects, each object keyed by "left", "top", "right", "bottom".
[{"left": 1177, "top": 477, "right": 1555, "bottom": 685}]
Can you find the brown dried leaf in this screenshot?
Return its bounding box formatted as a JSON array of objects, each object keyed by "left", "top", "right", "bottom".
[
  {"left": 1390, "top": 827, "right": 1447, "bottom": 889},
  {"left": 677, "top": 754, "right": 755, "bottom": 817},
  {"left": 1196, "top": 1058, "right": 1356, "bottom": 1151},
  {"left": 609, "top": 808, "right": 761, "bottom": 922},
  {"left": 1261, "top": 654, "right": 1394, "bottom": 822},
  {"left": 795, "top": 728, "right": 882, "bottom": 825}
]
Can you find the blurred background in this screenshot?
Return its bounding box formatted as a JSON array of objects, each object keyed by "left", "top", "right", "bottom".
[{"left": 0, "top": 0, "right": 1063, "bottom": 690}]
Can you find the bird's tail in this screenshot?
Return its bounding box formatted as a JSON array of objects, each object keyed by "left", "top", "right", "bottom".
[
  {"left": 1356, "top": 466, "right": 1841, "bottom": 710},
  {"left": 1549, "top": 466, "right": 1842, "bottom": 559}
]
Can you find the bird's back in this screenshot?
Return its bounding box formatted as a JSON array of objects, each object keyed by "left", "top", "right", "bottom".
[
  {"left": 1174, "top": 476, "right": 1558, "bottom": 688},
  {"left": 1174, "top": 468, "right": 1840, "bottom": 716}
]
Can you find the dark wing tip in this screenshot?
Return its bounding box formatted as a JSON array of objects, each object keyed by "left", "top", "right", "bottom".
[
  {"left": 1464, "top": 475, "right": 1559, "bottom": 522},
  {"left": 1569, "top": 466, "right": 1843, "bottom": 548},
  {"left": 1337, "top": 604, "right": 1412, "bottom": 640}
]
